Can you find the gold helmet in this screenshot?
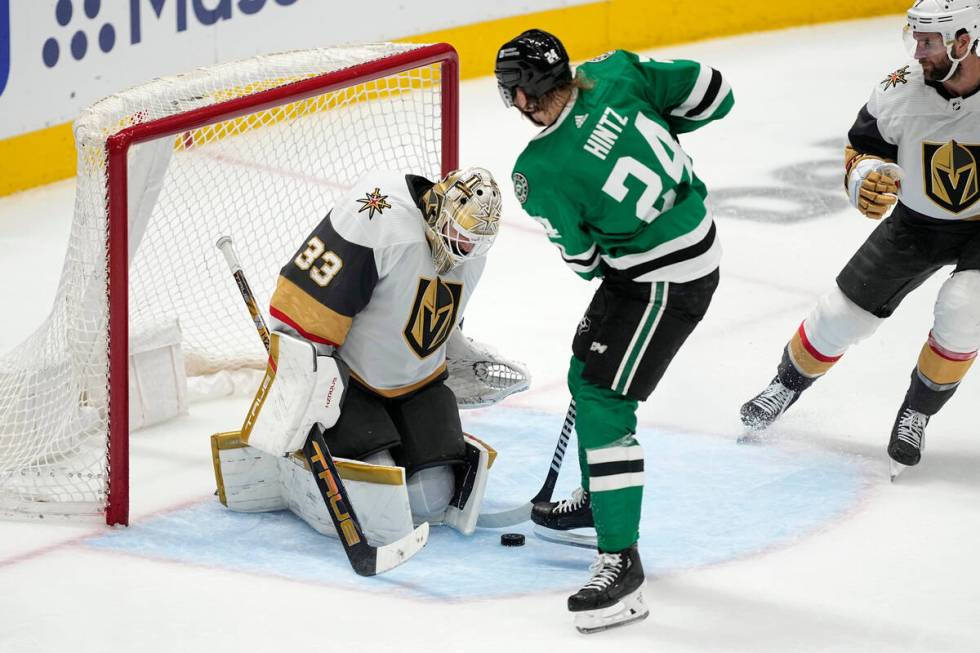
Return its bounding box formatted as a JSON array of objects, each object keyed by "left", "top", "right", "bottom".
[{"left": 421, "top": 166, "right": 502, "bottom": 273}]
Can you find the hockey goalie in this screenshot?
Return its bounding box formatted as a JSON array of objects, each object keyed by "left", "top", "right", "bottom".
[{"left": 210, "top": 166, "right": 529, "bottom": 562}]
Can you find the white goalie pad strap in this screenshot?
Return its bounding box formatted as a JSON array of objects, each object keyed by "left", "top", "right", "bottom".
[
  {"left": 213, "top": 434, "right": 414, "bottom": 546},
  {"left": 444, "top": 434, "right": 492, "bottom": 535},
  {"left": 242, "top": 331, "right": 345, "bottom": 456},
  {"left": 445, "top": 327, "right": 531, "bottom": 409}
]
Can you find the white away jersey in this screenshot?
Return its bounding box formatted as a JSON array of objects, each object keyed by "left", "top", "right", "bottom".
[
  {"left": 270, "top": 171, "right": 486, "bottom": 396},
  {"left": 849, "top": 62, "right": 980, "bottom": 221}
]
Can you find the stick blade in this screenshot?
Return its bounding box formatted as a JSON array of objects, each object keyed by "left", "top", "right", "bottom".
[
  {"left": 372, "top": 521, "right": 430, "bottom": 575},
  {"left": 476, "top": 503, "right": 531, "bottom": 528},
  {"left": 532, "top": 524, "right": 597, "bottom": 549}
]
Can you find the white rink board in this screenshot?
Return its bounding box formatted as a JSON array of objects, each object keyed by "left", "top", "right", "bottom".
[{"left": 0, "top": 0, "right": 593, "bottom": 138}]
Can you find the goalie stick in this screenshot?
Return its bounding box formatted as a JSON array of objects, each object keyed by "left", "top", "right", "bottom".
[
  {"left": 476, "top": 399, "right": 575, "bottom": 528},
  {"left": 216, "top": 235, "right": 428, "bottom": 576}
]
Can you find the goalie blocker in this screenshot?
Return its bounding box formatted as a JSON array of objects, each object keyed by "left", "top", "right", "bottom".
[{"left": 222, "top": 330, "right": 500, "bottom": 539}]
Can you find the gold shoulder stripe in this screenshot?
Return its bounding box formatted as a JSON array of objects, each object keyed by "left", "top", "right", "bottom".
[{"left": 270, "top": 276, "right": 353, "bottom": 346}]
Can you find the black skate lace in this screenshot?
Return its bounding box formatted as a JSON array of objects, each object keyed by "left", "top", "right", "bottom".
[
  {"left": 581, "top": 552, "right": 623, "bottom": 591},
  {"left": 896, "top": 408, "right": 928, "bottom": 449},
  {"left": 753, "top": 381, "right": 796, "bottom": 417},
  {"left": 555, "top": 487, "right": 587, "bottom": 514}
]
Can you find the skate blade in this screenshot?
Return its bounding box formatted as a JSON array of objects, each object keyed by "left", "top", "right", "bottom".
[
  {"left": 533, "top": 524, "right": 597, "bottom": 549},
  {"left": 573, "top": 588, "right": 650, "bottom": 634},
  {"left": 737, "top": 427, "right": 764, "bottom": 445},
  {"left": 889, "top": 459, "right": 907, "bottom": 482}
]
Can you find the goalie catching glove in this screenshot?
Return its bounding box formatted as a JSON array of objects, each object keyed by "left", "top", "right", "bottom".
[
  {"left": 845, "top": 147, "right": 903, "bottom": 220},
  {"left": 446, "top": 327, "right": 531, "bottom": 408},
  {"left": 241, "top": 330, "right": 348, "bottom": 456}
]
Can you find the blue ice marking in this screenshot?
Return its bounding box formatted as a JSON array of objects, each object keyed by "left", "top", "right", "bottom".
[{"left": 86, "top": 408, "right": 868, "bottom": 600}]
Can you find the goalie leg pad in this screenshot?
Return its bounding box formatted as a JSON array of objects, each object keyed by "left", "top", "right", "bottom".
[
  {"left": 241, "top": 331, "right": 348, "bottom": 456},
  {"left": 211, "top": 432, "right": 414, "bottom": 546},
  {"left": 406, "top": 464, "right": 455, "bottom": 524},
  {"left": 444, "top": 434, "right": 491, "bottom": 535},
  {"left": 389, "top": 380, "right": 466, "bottom": 474}
]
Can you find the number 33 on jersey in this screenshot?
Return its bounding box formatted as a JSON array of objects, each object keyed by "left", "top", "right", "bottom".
[
  {"left": 513, "top": 50, "right": 733, "bottom": 283},
  {"left": 269, "top": 172, "right": 486, "bottom": 396}
]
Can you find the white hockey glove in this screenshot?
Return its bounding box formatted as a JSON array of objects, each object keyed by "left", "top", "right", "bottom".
[
  {"left": 241, "top": 330, "right": 348, "bottom": 456},
  {"left": 445, "top": 327, "right": 530, "bottom": 408},
  {"left": 846, "top": 155, "right": 903, "bottom": 220}
]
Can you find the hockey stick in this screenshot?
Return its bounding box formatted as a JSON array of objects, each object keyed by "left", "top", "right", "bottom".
[
  {"left": 476, "top": 399, "right": 576, "bottom": 528},
  {"left": 215, "top": 236, "right": 271, "bottom": 353},
  {"left": 304, "top": 423, "right": 428, "bottom": 575},
  {"left": 216, "top": 236, "right": 428, "bottom": 576}
]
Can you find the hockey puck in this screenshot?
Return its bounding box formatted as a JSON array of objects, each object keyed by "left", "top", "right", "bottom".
[{"left": 500, "top": 533, "right": 525, "bottom": 547}]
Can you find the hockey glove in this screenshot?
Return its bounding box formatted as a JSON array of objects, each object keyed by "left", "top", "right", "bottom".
[{"left": 846, "top": 155, "right": 903, "bottom": 220}]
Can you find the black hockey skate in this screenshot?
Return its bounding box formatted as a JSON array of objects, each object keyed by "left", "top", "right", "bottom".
[
  {"left": 888, "top": 402, "right": 929, "bottom": 480},
  {"left": 739, "top": 376, "right": 800, "bottom": 431},
  {"left": 531, "top": 487, "right": 594, "bottom": 530},
  {"left": 568, "top": 543, "right": 649, "bottom": 634}
]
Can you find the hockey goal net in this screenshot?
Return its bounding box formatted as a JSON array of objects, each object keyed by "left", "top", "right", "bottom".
[{"left": 0, "top": 43, "right": 458, "bottom": 525}]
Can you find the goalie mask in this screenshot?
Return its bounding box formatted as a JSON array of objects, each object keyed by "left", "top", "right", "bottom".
[
  {"left": 904, "top": 0, "right": 980, "bottom": 81},
  {"left": 421, "top": 167, "right": 502, "bottom": 274}
]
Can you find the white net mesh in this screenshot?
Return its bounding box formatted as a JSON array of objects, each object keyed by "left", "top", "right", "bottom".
[{"left": 0, "top": 44, "right": 449, "bottom": 521}]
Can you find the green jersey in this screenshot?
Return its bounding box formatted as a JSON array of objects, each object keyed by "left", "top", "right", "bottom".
[{"left": 512, "top": 50, "right": 733, "bottom": 282}]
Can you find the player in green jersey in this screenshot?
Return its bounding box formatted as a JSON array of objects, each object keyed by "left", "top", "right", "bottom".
[{"left": 496, "top": 29, "right": 733, "bottom": 634}]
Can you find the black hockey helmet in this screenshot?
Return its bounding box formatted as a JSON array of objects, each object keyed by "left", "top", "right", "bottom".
[{"left": 495, "top": 29, "right": 572, "bottom": 108}]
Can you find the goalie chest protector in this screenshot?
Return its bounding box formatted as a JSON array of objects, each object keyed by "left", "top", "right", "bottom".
[{"left": 270, "top": 171, "right": 486, "bottom": 396}]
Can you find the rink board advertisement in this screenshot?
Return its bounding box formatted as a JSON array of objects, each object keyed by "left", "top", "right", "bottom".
[{"left": 0, "top": 0, "right": 907, "bottom": 196}]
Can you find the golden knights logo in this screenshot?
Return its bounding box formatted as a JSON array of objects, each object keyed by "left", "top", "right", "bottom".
[
  {"left": 404, "top": 277, "right": 463, "bottom": 358},
  {"left": 881, "top": 65, "right": 910, "bottom": 90},
  {"left": 356, "top": 187, "right": 391, "bottom": 219},
  {"left": 923, "top": 140, "right": 980, "bottom": 214}
]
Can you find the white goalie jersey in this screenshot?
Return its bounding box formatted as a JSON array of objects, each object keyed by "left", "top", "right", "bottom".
[
  {"left": 849, "top": 61, "right": 980, "bottom": 221},
  {"left": 270, "top": 171, "right": 487, "bottom": 396}
]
